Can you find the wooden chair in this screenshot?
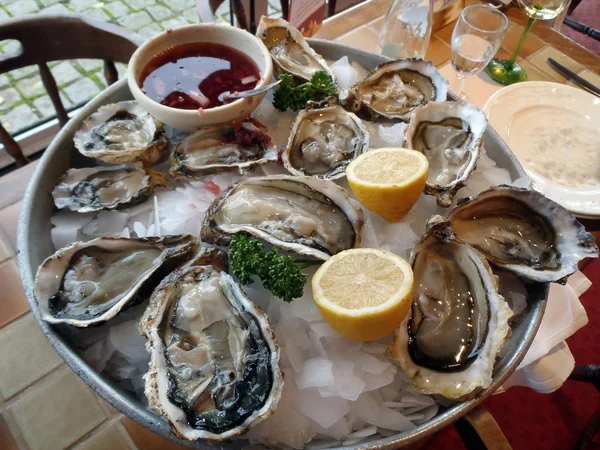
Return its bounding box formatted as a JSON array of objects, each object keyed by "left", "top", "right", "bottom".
[{"left": 0, "top": 13, "right": 144, "bottom": 167}]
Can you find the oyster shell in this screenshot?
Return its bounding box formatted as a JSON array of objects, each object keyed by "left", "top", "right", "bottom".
[
  {"left": 388, "top": 219, "right": 512, "bottom": 400},
  {"left": 169, "top": 120, "right": 279, "bottom": 179},
  {"left": 139, "top": 247, "right": 282, "bottom": 442},
  {"left": 34, "top": 235, "right": 198, "bottom": 327},
  {"left": 256, "top": 17, "right": 335, "bottom": 82},
  {"left": 405, "top": 101, "right": 487, "bottom": 207},
  {"left": 52, "top": 163, "right": 167, "bottom": 213},
  {"left": 74, "top": 101, "right": 170, "bottom": 165},
  {"left": 201, "top": 175, "right": 363, "bottom": 260},
  {"left": 448, "top": 186, "right": 599, "bottom": 284},
  {"left": 282, "top": 106, "right": 369, "bottom": 179},
  {"left": 340, "top": 59, "right": 448, "bottom": 121}
]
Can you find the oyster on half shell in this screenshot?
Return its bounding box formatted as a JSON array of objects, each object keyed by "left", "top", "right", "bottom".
[
  {"left": 74, "top": 101, "right": 170, "bottom": 165},
  {"left": 201, "top": 175, "right": 363, "bottom": 260},
  {"left": 52, "top": 163, "right": 167, "bottom": 213},
  {"left": 256, "top": 17, "right": 336, "bottom": 83},
  {"left": 283, "top": 106, "right": 369, "bottom": 179},
  {"left": 340, "top": 59, "right": 448, "bottom": 121},
  {"left": 405, "top": 101, "right": 487, "bottom": 207},
  {"left": 448, "top": 186, "right": 599, "bottom": 284},
  {"left": 169, "top": 120, "right": 279, "bottom": 179},
  {"left": 34, "top": 235, "right": 198, "bottom": 327},
  {"left": 388, "top": 219, "right": 512, "bottom": 400},
  {"left": 139, "top": 247, "right": 282, "bottom": 442}
]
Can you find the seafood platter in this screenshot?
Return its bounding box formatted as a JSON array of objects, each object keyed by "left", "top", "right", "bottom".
[{"left": 18, "top": 18, "right": 598, "bottom": 449}]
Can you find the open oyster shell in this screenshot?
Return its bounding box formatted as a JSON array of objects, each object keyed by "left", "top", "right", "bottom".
[
  {"left": 448, "top": 186, "right": 599, "bottom": 284},
  {"left": 139, "top": 247, "right": 283, "bottom": 442},
  {"left": 34, "top": 235, "right": 198, "bottom": 327},
  {"left": 52, "top": 163, "right": 167, "bottom": 213},
  {"left": 169, "top": 120, "right": 279, "bottom": 179},
  {"left": 340, "top": 59, "right": 448, "bottom": 121},
  {"left": 282, "top": 106, "right": 369, "bottom": 180},
  {"left": 388, "top": 219, "right": 512, "bottom": 400},
  {"left": 405, "top": 101, "right": 487, "bottom": 207},
  {"left": 256, "top": 16, "right": 336, "bottom": 83},
  {"left": 201, "top": 175, "right": 363, "bottom": 260},
  {"left": 74, "top": 101, "right": 170, "bottom": 165}
]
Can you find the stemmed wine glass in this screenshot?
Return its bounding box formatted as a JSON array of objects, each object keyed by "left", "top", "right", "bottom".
[
  {"left": 450, "top": 5, "right": 508, "bottom": 99},
  {"left": 486, "top": 0, "right": 569, "bottom": 85}
]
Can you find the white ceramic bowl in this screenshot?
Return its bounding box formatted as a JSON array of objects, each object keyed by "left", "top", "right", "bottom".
[{"left": 127, "top": 24, "right": 273, "bottom": 132}]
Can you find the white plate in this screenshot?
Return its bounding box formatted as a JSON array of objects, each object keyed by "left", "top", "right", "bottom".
[{"left": 483, "top": 81, "right": 600, "bottom": 218}]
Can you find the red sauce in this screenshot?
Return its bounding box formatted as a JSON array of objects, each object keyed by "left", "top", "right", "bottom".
[{"left": 140, "top": 42, "right": 260, "bottom": 110}]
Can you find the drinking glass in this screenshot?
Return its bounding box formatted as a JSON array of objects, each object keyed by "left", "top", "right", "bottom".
[
  {"left": 450, "top": 5, "right": 508, "bottom": 98},
  {"left": 486, "top": 0, "right": 568, "bottom": 85}
]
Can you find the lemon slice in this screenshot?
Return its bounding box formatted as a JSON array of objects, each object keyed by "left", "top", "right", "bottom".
[
  {"left": 346, "top": 147, "right": 429, "bottom": 222},
  {"left": 312, "top": 248, "right": 414, "bottom": 342}
]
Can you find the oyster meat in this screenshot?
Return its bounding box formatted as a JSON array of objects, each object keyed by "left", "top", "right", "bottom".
[
  {"left": 52, "top": 163, "right": 167, "bottom": 213},
  {"left": 405, "top": 101, "right": 487, "bottom": 207},
  {"left": 34, "top": 235, "right": 198, "bottom": 326},
  {"left": 388, "top": 219, "right": 512, "bottom": 400},
  {"left": 202, "top": 175, "right": 363, "bottom": 260},
  {"left": 256, "top": 17, "right": 335, "bottom": 82},
  {"left": 448, "top": 186, "right": 599, "bottom": 284},
  {"left": 139, "top": 248, "right": 282, "bottom": 442},
  {"left": 282, "top": 106, "right": 369, "bottom": 179},
  {"left": 169, "top": 120, "right": 278, "bottom": 179},
  {"left": 74, "top": 101, "right": 170, "bottom": 165},
  {"left": 340, "top": 59, "right": 448, "bottom": 121}
]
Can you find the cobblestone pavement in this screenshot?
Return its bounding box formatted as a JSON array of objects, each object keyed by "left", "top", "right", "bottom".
[{"left": 0, "top": 0, "right": 283, "bottom": 135}]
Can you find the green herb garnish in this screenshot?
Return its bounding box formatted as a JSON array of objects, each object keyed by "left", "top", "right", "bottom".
[
  {"left": 272, "top": 71, "right": 338, "bottom": 112},
  {"left": 229, "top": 235, "right": 320, "bottom": 302}
]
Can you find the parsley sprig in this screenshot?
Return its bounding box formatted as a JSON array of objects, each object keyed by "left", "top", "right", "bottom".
[
  {"left": 229, "top": 235, "right": 320, "bottom": 302},
  {"left": 272, "top": 71, "right": 337, "bottom": 112}
]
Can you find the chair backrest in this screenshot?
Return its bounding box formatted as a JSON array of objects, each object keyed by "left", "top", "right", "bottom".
[{"left": 0, "top": 13, "right": 144, "bottom": 167}]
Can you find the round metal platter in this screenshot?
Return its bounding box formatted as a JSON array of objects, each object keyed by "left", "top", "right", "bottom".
[{"left": 17, "top": 39, "right": 547, "bottom": 449}]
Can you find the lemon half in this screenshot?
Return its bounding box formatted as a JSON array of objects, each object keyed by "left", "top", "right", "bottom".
[
  {"left": 346, "top": 147, "right": 428, "bottom": 222},
  {"left": 312, "top": 248, "right": 414, "bottom": 342}
]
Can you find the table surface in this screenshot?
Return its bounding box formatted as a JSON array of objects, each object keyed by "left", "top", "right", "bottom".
[{"left": 0, "top": 4, "right": 598, "bottom": 450}]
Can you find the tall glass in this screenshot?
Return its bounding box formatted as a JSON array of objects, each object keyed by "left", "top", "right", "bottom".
[
  {"left": 486, "top": 0, "right": 568, "bottom": 85},
  {"left": 378, "top": 0, "right": 434, "bottom": 59},
  {"left": 450, "top": 5, "right": 508, "bottom": 98}
]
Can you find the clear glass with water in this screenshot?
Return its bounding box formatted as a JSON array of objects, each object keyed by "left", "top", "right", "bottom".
[{"left": 378, "top": 0, "right": 434, "bottom": 59}]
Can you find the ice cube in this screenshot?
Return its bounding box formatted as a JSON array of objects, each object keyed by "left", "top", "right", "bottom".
[
  {"left": 296, "top": 358, "right": 333, "bottom": 389},
  {"left": 331, "top": 56, "right": 358, "bottom": 90},
  {"left": 362, "top": 365, "right": 397, "bottom": 392},
  {"left": 96, "top": 211, "right": 128, "bottom": 235},
  {"left": 290, "top": 293, "right": 323, "bottom": 322},
  {"left": 319, "top": 359, "right": 365, "bottom": 401},
  {"left": 296, "top": 388, "right": 350, "bottom": 429},
  {"left": 51, "top": 225, "right": 80, "bottom": 250},
  {"left": 310, "top": 417, "right": 351, "bottom": 440},
  {"left": 109, "top": 321, "right": 148, "bottom": 363},
  {"left": 377, "top": 122, "right": 407, "bottom": 147}
]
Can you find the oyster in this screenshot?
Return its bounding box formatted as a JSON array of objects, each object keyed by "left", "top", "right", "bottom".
[
  {"left": 282, "top": 106, "right": 369, "bottom": 179},
  {"left": 388, "top": 219, "right": 512, "bottom": 400},
  {"left": 170, "top": 120, "right": 278, "bottom": 179},
  {"left": 448, "top": 186, "right": 599, "bottom": 284},
  {"left": 340, "top": 59, "right": 448, "bottom": 121},
  {"left": 74, "top": 101, "right": 170, "bottom": 165},
  {"left": 139, "top": 247, "right": 282, "bottom": 442},
  {"left": 201, "top": 175, "right": 363, "bottom": 260},
  {"left": 52, "top": 163, "right": 167, "bottom": 213},
  {"left": 256, "top": 17, "right": 335, "bottom": 82},
  {"left": 34, "top": 235, "right": 198, "bottom": 327},
  {"left": 405, "top": 101, "right": 487, "bottom": 207}
]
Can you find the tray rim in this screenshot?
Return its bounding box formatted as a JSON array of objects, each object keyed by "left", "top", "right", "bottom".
[{"left": 17, "top": 38, "right": 547, "bottom": 449}]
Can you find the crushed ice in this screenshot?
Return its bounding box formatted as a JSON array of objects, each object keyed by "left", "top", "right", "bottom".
[{"left": 50, "top": 55, "right": 531, "bottom": 448}]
